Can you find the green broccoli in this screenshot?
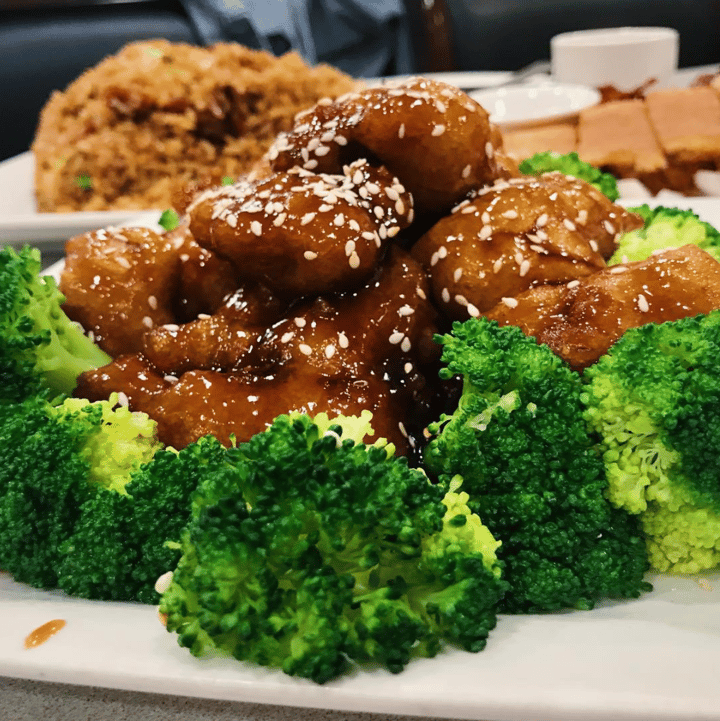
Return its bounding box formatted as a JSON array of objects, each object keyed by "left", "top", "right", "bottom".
[
  {"left": 160, "top": 413, "right": 505, "bottom": 684},
  {"left": 0, "top": 394, "right": 161, "bottom": 589},
  {"left": 423, "top": 318, "right": 651, "bottom": 614},
  {"left": 609, "top": 205, "right": 720, "bottom": 265},
  {"left": 57, "top": 434, "right": 228, "bottom": 603},
  {"left": 518, "top": 151, "right": 620, "bottom": 201},
  {"left": 0, "top": 245, "right": 111, "bottom": 403},
  {"left": 582, "top": 311, "right": 720, "bottom": 574}
]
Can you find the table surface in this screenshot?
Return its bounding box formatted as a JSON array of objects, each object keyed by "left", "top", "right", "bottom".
[{"left": 1, "top": 676, "right": 466, "bottom": 721}]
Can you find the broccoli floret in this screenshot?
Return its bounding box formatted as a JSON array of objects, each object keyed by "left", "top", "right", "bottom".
[
  {"left": 583, "top": 311, "right": 720, "bottom": 574},
  {"left": 423, "top": 318, "right": 651, "bottom": 614},
  {"left": 0, "top": 245, "right": 111, "bottom": 403},
  {"left": 609, "top": 205, "right": 720, "bottom": 265},
  {"left": 519, "top": 151, "right": 620, "bottom": 201},
  {"left": 160, "top": 413, "right": 504, "bottom": 684},
  {"left": 57, "top": 435, "right": 228, "bottom": 603},
  {"left": 0, "top": 394, "right": 161, "bottom": 588}
]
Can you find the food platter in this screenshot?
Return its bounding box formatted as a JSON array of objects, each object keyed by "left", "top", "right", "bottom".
[
  {"left": 1, "top": 567, "right": 719, "bottom": 721},
  {"left": 3, "top": 198, "right": 720, "bottom": 720}
]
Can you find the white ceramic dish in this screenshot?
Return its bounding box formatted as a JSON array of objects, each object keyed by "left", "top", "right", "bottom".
[
  {"left": 469, "top": 82, "right": 601, "bottom": 129},
  {"left": 0, "top": 152, "right": 162, "bottom": 247},
  {"left": 551, "top": 27, "right": 679, "bottom": 91},
  {"left": 4, "top": 199, "right": 720, "bottom": 720},
  {"left": 2, "top": 569, "right": 719, "bottom": 720},
  {"left": 376, "top": 70, "right": 514, "bottom": 90}
]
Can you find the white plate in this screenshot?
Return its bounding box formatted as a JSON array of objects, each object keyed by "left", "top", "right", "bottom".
[
  {"left": 375, "top": 70, "right": 514, "bottom": 90},
  {"left": 5, "top": 195, "right": 720, "bottom": 721},
  {"left": 469, "top": 82, "right": 601, "bottom": 129},
  {"left": 0, "top": 152, "right": 163, "bottom": 247}
]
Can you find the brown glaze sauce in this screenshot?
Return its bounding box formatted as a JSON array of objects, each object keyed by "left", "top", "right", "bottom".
[{"left": 24, "top": 619, "right": 66, "bottom": 649}]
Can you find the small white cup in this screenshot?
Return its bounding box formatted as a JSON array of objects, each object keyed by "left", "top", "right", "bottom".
[{"left": 550, "top": 27, "right": 679, "bottom": 90}]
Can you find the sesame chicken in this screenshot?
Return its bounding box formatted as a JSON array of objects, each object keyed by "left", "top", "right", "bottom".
[
  {"left": 486, "top": 244, "right": 720, "bottom": 371},
  {"left": 411, "top": 173, "right": 644, "bottom": 319},
  {"left": 265, "top": 77, "right": 517, "bottom": 215}
]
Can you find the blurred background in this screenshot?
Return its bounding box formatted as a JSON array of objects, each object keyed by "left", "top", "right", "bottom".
[{"left": 1, "top": 0, "right": 719, "bottom": 161}]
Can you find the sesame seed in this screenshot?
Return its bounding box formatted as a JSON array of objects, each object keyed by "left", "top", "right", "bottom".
[
  {"left": 398, "top": 304, "right": 415, "bottom": 316},
  {"left": 250, "top": 220, "right": 262, "bottom": 236},
  {"left": 437, "top": 245, "right": 448, "bottom": 259},
  {"left": 338, "top": 332, "right": 349, "bottom": 348},
  {"left": 349, "top": 251, "right": 361, "bottom": 268},
  {"left": 519, "top": 259, "right": 531, "bottom": 276},
  {"left": 304, "top": 250, "right": 318, "bottom": 260},
  {"left": 479, "top": 225, "right": 492, "bottom": 240},
  {"left": 301, "top": 212, "right": 316, "bottom": 225},
  {"left": 334, "top": 213, "right": 345, "bottom": 226},
  {"left": 395, "top": 198, "right": 405, "bottom": 215},
  {"left": 637, "top": 293, "right": 649, "bottom": 312},
  {"left": 416, "top": 287, "right": 427, "bottom": 300},
  {"left": 536, "top": 213, "right": 548, "bottom": 227},
  {"left": 304, "top": 159, "right": 319, "bottom": 170},
  {"left": 485, "top": 141, "right": 494, "bottom": 158},
  {"left": 334, "top": 135, "right": 348, "bottom": 145},
  {"left": 432, "top": 124, "right": 446, "bottom": 136},
  {"left": 404, "top": 362, "right": 413, "bottom": 373},
  {"left": 501, "top": 297, "right": 519, "bottom": 308},
  {"left": 567, "top": 280, "right": 581, "bottom": 289},
  {"left": 294, "top": 317, "right": 307, "bottom": 327},
  {"left": 315, "top": 145, "right": 331, "bottom": 156},
  {"left": 299, "top": 343, "right": 313, "bottom": 356},
  {"left": 461, "top": 205, "right": 477, "bottom": 214},
  {"left": 273, "top": 213, "right": 287, "bottom": 227},
  {"left": 325, "top": 344, "right": 336, "bottom": 359},
  {"left": 163, "top": 375, "right": 179, "bottom": 383},
  {"left": 441, "top": 287, "right": 450, "bottom": 303},
  {"left": 163, "top": 323, "right": 180, "bottom": 332},
  {"left": 453, "top": 267, "right": 463, "bottom": 282},
  {"left": 401, "top": 336, "right": 412, "bottom": 352},
  {"left": 398, "top": 123, "right": 406, "bottom": 138},
  {"left": 604, "top": 220, "right": 615, "bottom": 234},
  {"left": 147, "top": 295, "right": 158, "bottom": 310},
  {"left": 462, "top": 164, "right": 472, "bottom": 178},
  {"left": 116, "top": 257, "right": 131, "bottom": 269},
  {"left": 589, "top": 239, "right": 599, "bottom": 252},
  {"left": 353, "top": 169, "right": 364, "bottom": 185},
  {"left": 455, "top": 294, "right": 468, "bottom": 307},
  {"left": 502, "top": 209, "right": 518, "bottom": 219},
  {"left": 389, "top": 332, "right": 405, "bottom": 344},
  {"left": 482, "top": 212, "right": 491, "bottom": 225},
  {"left": 374, "top": 206, "right": 384, "bottom": 219},
  {"left": 564, "top": 219, "right": 577, "bottom": 231},
  {"left": 281, "top": 331, "right": 295, "bottom": 343},
  {"left": 142, "top": 316, "right": 153, "bottom": 328},
  {"left": 467, "top": 303, "right": 480, "bottom": 317},
  {"left": 116, "top": 391, "right": 129, "bottom": 407},
  {"left": 493, "top": 258, "right": 503, "bottom": 273}
]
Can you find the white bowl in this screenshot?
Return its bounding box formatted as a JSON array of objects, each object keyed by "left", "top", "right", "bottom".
[
  {"left": 550, "top": 26, "right": 679, "bottom": 91},
  {"left": 469, "top": 82, "right": 600, "bottom": 129}
]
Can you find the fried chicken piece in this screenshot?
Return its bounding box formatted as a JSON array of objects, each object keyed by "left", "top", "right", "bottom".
[
  {"left": 265, "top": 77, "right": 515, "bottom": 215},
  {"left": 187, "top": 159, "right": 413, "bottom": 299},
  {"left": 142, "top": 282, "right": 287, "bottom": 375},
  {"left": 74, "top": 247, "right": 438, "bottom": 453},
  {"left": 74, "top": 353, "right": 171, "bottom": 407},
  {"left": 411, "top": 173, "right": 643, "bottom": 320},
  {"left": 60, "top": 226, "right": 181, "bottom": 357},
  {"left": 167, "top": 223, "right": 239, "bottom": 323},
  {"left": 486, "top": 244, "right": 720, "bottom": 371}
]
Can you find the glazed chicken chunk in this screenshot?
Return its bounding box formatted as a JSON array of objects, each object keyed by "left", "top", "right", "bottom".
[
  {"left": 188, "top": 159, "right": 413, "bottom": 299},
  {"left": 75, "top": 247, "right": 439, "bottom": 454},
  {"left": 60, "top": 226, "right": 181, "bottom": 357},
  {"left": 265, "top": 77, "right": 517, "bottom": 214},
  {"left": 411, "top": 173, "right": 644, "bottom": 320},
  {"left": 486, "top": 244, "right": 720, "bottom": 370}
]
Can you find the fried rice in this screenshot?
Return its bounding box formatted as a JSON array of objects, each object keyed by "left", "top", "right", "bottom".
[{"left": 32, "top": 39, "right": 358, "bottom": 212}]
